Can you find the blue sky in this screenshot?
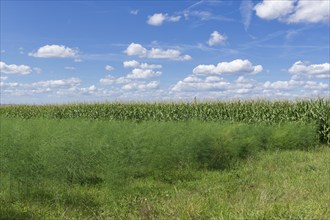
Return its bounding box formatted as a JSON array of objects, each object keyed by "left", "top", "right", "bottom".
[{"left": 0, "top": 0, "right": 329, "bottom": 104}]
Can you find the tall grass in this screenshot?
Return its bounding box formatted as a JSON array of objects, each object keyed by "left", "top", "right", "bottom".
[
  {"left": 1, "top": 99, "right": 329, "bottom": 143},
  {"left": 0, "top": 118, "right": 326, "bottom": 219},
  {"left": 0, "top": 118, "right": 318, "bottom": 186}
]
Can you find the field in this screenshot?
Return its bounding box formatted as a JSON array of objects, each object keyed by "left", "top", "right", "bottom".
[{"left": 0, "top": 99, "right": 329, "bottom": 219}]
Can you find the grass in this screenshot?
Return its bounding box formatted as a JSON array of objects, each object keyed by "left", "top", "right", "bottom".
[
  {"left": 0, "top": 117, "right": 328, "bottom": 219},
  {"left": 1, "top": 146, "right": 329, "bottom": 219},
  {"left": 1, "top": 99, "right": 329, "bottom": 144}
]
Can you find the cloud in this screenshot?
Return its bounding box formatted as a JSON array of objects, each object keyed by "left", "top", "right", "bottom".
[
  {"left": 147, "top": 13, "right": 181, "bottom": 26},
  {"left": 263, "top": 74, "right": 328, "bottom": 93},
  {"left": 18, "top": 47, "right": 24, "bottom": 54},
  {"left": 188, "top": 11, "right": 212, "bottom": 21},
  {"left": 130, "top": 9, "right": 138, "bottom": 15},
  {"left": 1, "top": 77, "right": 109, "bottom": 99},
  {"left": 127, "top": 68, "right": 161, "bottom": 79},
  {"left": 56, "top": 85, "right": 99, "bottom": 96},
  {"left": 29, "top": 44, "right": 79, "bottom": 58},
  {"left": 171, "top": 70, "right": 328, "bottom": 100},
  {"left": 172, "top": 75, "right": 230, "bottom": 92},
  {"left": 0, "top": 76, "right": 8, "bottom": 81},
  {"left": 99, "top": 75, "right": 116, "bottom": 85},
  {"left": 263, "top": 78, "right": 328, "bottom": 99},
  {"left": 171, "top": 75, "right": 258, "bottom": 94},
  {"left": 125, "top": 43, "right": 147, "bottom": 57},
  {"left": 123, "top": 60, "right": 140, "bottom": 68},
  {"left": 0, "top": 61, "right": 32, "bottom": 75},
  {"left": 31, "top": 77, "right": 81, "bottom": 88},
  {"left": 168, "top": 15, "right": 181, "bottom": 22},
  {"left": 183, "top": 10, "right": 234, "bottom": 22},
  {"left": 122, "top": 60, "right": 162, "bottom": 79},
  {"left": 254, "top": 0, "right": 330, "bottom": 24},
  {"left": 100, "top": 59, "right": 162, "bottom": 86},
  {"left": 0, "top": 80, "right": 21, "bottom": 89},
  {"left": 193, "top": 59, "right": 263, "bottom": 75},
  {"left": 147, "top": 13, "right": 166, "bottom": 26},
  {"left": 254, "top": 0, "right": 295, "bottom": 20},
  {"left": 287, "top": 0, "right": 330, "bottom": 23},
  {"left": 125, "top": 43, "right": 192, "bottom": 61},
  {"left": 33, "top": 67, "right": 42, "bottom": 74},
  {"left": 105, "top": 65, "right": 115, "bottom": 71},
  {"left": 123, "top": 60, "right": 162, "bottom": 69},
  {"left": 263, "top": 80, "right": 291, "bottom": 90},
  {"left": 122, "top": 81, "right": 159, "bottom": 90},
  {"left": 100, "top": 75, "right": 160, "bottom": 91},
  {"left": 100, "top": 59, "right": 162, "bottom": 93},
  {"left": 65, "top": 66, "right": 76, "bottom": 70},
  {"left": 148, "top": 48, "right": 191, "bottom": 60},
  {"left": 1, "top": 77, "right": 81, "bottom": 90},
  {"left": 288, "top": 61, "right": 330, "bottom": 78},
  {"left": 208, "top": 31, "right": 227, "bottom": 46},
  {"left": 240, "top": 0, "right": 253, "bottom": 30}
]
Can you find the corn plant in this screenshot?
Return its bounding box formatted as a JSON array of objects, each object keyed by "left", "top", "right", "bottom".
[{"left": 0, "top": 99, "right": 329, "bottom": 144}]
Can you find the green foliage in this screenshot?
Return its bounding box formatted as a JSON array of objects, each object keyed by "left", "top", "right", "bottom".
[
  {"left": 1, "top": 99, "right": 329, "bottom": 143},
  {"left": 0, "top": 119, "right": 318, "bottom": 188},
  {"left": 1, "top": 142, "right": 329, "bottom": 219},
  {"left": 194, "top": 122, "right": 317, "bottom": 170},
  {"left": 1, "top": 99, "right": 328, "bottom": 218},
  {"left": 269, "top": 123, "right": 318, "bottom": 150}
]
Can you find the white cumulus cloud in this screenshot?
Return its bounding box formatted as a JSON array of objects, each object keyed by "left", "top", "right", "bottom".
[
  {"left": 148, "top": 48, "right": 191, "bottom": 60},
  {"left": 147, "top": 13, "right": 166, "bottom": 26},
  {"left": 263, "top": 74, "right": 329, "bottom": 95},
  {"left": 123, "top": 60, "right": 140, "bottom": 68},
  {"left": 208, "top": 31, "right": 227, "bottom": 46},
  {"left": 123, "top": 60, "right": 162, "bottom": 69},
  {"left": 122, "top": 81, "right": 159, "bottom": 91},
  {"left": 29, "top": 44, "right": 79, "bottom": 58},
  {"left": 56, "top": 85, "right": 99, "bottom": 96},
  {"left": 31, "top": 77, "right": 81, "bottom": 88},
  {"left": 147, "top": 13, "right": 181, "bottom": 26},
  {"left": 125, "top": 43, "right": 191, "bottom": 61},
  {"left": 287, "top": 0, "right": 330, "bottom": 23},
  {"left": 193, "top": 59, "right": 263, "bottom": 75},
  {"left": 0, "top": 61, "right": 32, "bottom": 75},
  {"left": 105, "top": 65, "right": 115, "bottom": 71},
  {"left": 127, "top": 68, "right": 161, "bottom": 79},
  {"left": 172, "top": 75, "right": 230, "bottom": 92},
  {"left": 171, "top": 69, "right": 328, "bottom": 99},
  {"left": 140, "top": 62, "right": 162, "bottom": 69},
  {"left": 254, "top": 0, "right": 330, "bottom": 24},
  {"left": 288, "top": 61, "right": 330, "bottom": 78},
  {"left": 122, "top": 60, "right": 162, "bottom": 79},
  {"left": 99, "top": 75, "right": 116, "bottom": 85},
  {"left": 100, "top": 59, "right": 163, "bottom": 87},
  {"left": 254, "top": 0, "right": 295, "bottom": 20},
  {"left": 1, "top": 77, "right": 108, "bottom": 99},
  {"left": 125, "top": 43, "right": 148, "bottom": 57}
]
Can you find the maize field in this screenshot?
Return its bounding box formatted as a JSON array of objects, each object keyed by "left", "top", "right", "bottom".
[{"left": 1, "top": 99, "right": 329, "bottom": 144}]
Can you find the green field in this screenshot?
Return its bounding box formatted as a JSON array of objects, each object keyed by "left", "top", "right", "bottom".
[{"left": 0, "top": 100, "right": 329, "bottom": 219}]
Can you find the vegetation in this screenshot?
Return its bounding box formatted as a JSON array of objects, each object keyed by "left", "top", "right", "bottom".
[
  {"left": 2, "top": 147, "right": 329, "bottom": 219},
  {"left": 1, "top": 99, "right": 329, "bottom": 144},
  {"left": 0, "top": 99, "right": 329, "bottom": 219}
]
